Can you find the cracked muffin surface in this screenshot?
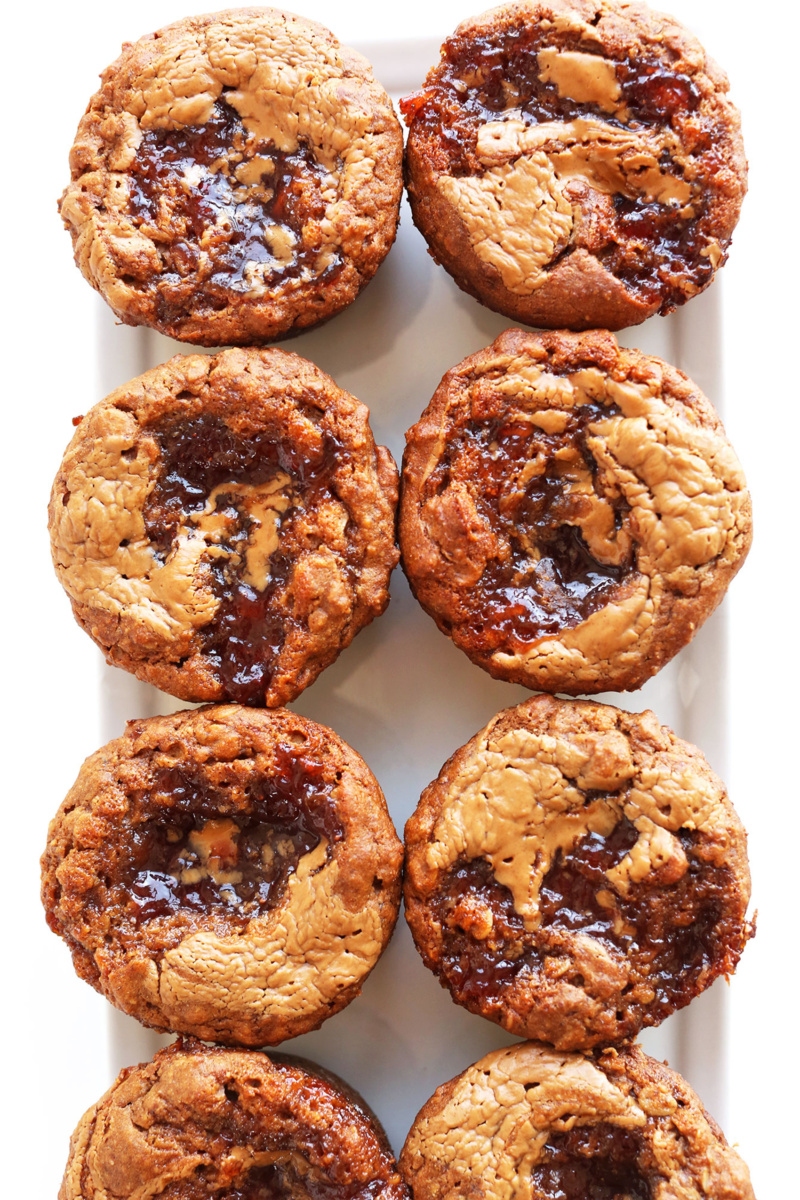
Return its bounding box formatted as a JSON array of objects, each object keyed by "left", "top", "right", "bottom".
[
  {"left": 400, "top": 1041, "right": 754, "bottom": 1200},
  {"left": 41, "top": 705, "right": 403, "bottom": 1045},
  {"left": 404, "top": 695, "right": 752, "bottom": 1050},
  {"left": 49, "top": 347, "right": 398, "bottom": 708},
  {"left": 401, "top": 0, "right": 746, "bottom": 330},
  {"left": 399, "top": 328, "right": 751, "bottom": 695},
  {"left": 60, "top": 1039, "right": 409, "bottom": 1200},
  {"left": 59, "top": 7, "right": 403, "bottom": 345}
]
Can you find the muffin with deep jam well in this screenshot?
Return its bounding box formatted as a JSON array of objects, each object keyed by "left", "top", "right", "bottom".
[
  {"left": 49, "top": 348, "right": 398, "bottom": 707},
  {"left": 59, "top": 8, "right": 403, "bottom": 345},
  {"left": 400, "top": 1042, "right": 755, "bottom": 1200},
  {"left": 404, "top": 695, "right": 753, "bottom": 1050},
  {"left": 41, "top": 706, "right": 403, "bottom": 1045},
  {"left": 401, "top": 0, "right": 746, "bottom": 330},
  {"left": 399, "top": 328, "right": 751, "bottom": 695},
  {"left": 59, "top": 1040, "right": 410, "bottom": 1200}
]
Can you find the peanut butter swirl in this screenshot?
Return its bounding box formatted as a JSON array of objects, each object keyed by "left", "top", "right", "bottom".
[
  {"left": 399, "top": 328, "right": 751, "bottom": 696},
  {"left": 404, "top": 695, "right": 752, "bottom": 1050},
  {"left": 400, "top": 1043, "right": 755, "bottom": 1200},
  {"left": 59, "top": 8, "right": 403, "bottom": 345}
]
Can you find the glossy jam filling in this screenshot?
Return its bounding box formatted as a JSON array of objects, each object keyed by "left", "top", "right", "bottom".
[
  {"left": 118, "top": 749, "right": 341, "bottom": 927},
  {"left": 433, "top": 816, "right": 736, "bottom": 1022},
  {"left": 223, "top": 1165, "right": 389, "bottom": 1200},
  {"left": 143, "top": 412, "right": 341, "bottom": 704},
  {"left": 427, "top": 401, "right": 631, "bottom": 649},
  {"left": 531, "top": 1125, "right": 650, "bottom": 1200},
  {"left": 401, "top": 24, "right": 717, "bottom": 305},
  {"left": 128, "top": 99, "right": 341, "bottom": 316}
]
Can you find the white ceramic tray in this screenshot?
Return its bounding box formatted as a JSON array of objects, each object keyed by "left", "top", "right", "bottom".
[{"left": 15, "top": 13, "right": 790, "bottom": 1197}]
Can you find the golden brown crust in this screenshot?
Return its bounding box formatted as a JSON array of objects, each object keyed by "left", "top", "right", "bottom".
[
  {"left": 59, "top": 8, "right": 403, "bottom": 345},
  {"left": 402, "top": 0, "right": 747, "bottom": 330},
  {"left": 42, "top": 706, "right": 403, "bottom": 1045},
  {"left": 404, "top": 695, "right": 752, "bottom": 1050},
  {"left": 399, "top": 1042, "right": 754, "bottom": 1200},
  {"left": 399, "top": 328, "right": 751, "bottom": 695},
  {"left": 49, "top": 347, "right": 399, "bottom": 708},
  {"left": 60, "top": 1040, "right": 410, "bottom": 1200}
]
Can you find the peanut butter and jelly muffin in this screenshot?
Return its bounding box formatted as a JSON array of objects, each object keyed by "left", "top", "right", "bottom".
[
  {"left": 49, "top": 348, "right": 398, "bottom": 707},
  {"left": 60, "top": 1040, "right": 409, "bottom": 1200},
  {"left": 401, "top": 0, "right": 746, "bottom": 330},
  {"left": 42, "top": 706, "right": 403, "bottom": 1045},
  {"left": 404, "top": 695, "right": 752, "bottom": 1050},
  {"left": 59, "top": 8, "right": 403, "bottom": 345},
  {"left": 400, "top": 1042, "right": 755, "bottom": 1200},
  {"left": 399, "top": 328, "right": 751, "bottom": 695}
]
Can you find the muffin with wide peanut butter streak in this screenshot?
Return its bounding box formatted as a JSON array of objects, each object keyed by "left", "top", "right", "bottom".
[
  {"left": 399, "top": 328, "right": 751, "bottom": 695},
  {"left": 404, "top": 694, "right": 753, "bottom": 1050},
  {"left": 402, "top": 0, "right": 746, "bottom": 330},
  {"left": 60, "top": 8, "right": 403, "bottom": 345},
  {"left": 49, "top": 348, "right": 398, "bottom": 708},
  {"left": 60, "top": 1040, "right": 409, "bottom": 1200},
  {"left": 42, "top": 705, "right": 403, "bottom": 1045},
  {"left": 400, "top": 1042, "right": 754, "bottom": 1200}
]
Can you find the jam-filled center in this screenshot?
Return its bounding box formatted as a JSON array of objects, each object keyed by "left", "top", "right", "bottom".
[
  {"left": 122, "top": 750, "right": 342, "bottom": 927},
  {"left": 223, "top": 1164, "right": 389, "bottom": 1200},
  {"left": 128, "top": 99, "right": 342, "bottom": 310},
  {"left": 531, "top": 1124, "right": 650, "bottom": 1200},
  {"left": 402, "top": 22, "right": 719, "bottom": 307},
  {"left": 432, "top": 811, "right": 736, "bottom": 1024},
  {"left": 429, "top": 396, "right": 632, "bottom": 648},
  {"left": 143, "top": 412, "right": 340, "bottom": 704}
]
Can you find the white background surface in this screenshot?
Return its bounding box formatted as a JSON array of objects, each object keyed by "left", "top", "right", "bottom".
[{"left": 3, "top": 1, "right": 797, "bottom": 1195}]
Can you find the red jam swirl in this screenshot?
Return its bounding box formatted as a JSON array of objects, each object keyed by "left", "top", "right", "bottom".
[
  {"left": 432, "top": 813, "right": 739, "bottom": 1026},
  {"left": 128, "top": 99, "right": 342, "bottom": 319},
  {"left": 402, "top": 20, "right": 721, "bottom": 307},
  {"left": 143, "top": 412, "right": 341, "bottom": 705},
  {"left": 118, "top": 747, "right": 342, "bottom": 927},
  {"left": 530, "top": 1124, "right": 651, "bottom": 1200},
  {"left": 425, "top": 399, "right": 632, "bottom": 650}
]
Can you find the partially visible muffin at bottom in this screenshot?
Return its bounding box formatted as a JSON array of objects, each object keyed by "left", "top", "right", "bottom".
[
  {"left": 60, "top": 1040, "right": 409, "bottom": 1200},
  {"left": 400, "top": 1042, "right": 754, "bottom": 1200},
  {"left": 404, "top": 694, "right": 752, "bottom": 1050},
  {"left": 41, "top": 705, "right": 403, "bottom": 1045},
  {"left": 399, "top": 328, "right": 751, "bottom": 694},
  {"left": 49, "top": 347, "right": 399, "bottom": 707}
]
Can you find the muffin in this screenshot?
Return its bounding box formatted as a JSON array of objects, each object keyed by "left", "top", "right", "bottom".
[
  {"left": 59, "top": 8, "right": 403, "bottom": 345},
  {"left": 399, "top": 328, "right": 751, "bottom": 695},
  {"left": 41, "top": 705, "right": 403, "bottom": 1045},
  {"left": 404, "top": 694, "right": 753, "bottom": 1050},
  {"left": 400, "top": 1041, "right": 754, "bottom": 1200},
  {"left": 60, "top": 1039, "right": 409, "bottom": 1200},
  {"left": 49, "top": 348, "right": 399, "bottom": 707},
  {"left": 402, "top": 0, "right": 746, "bottom": 330}
]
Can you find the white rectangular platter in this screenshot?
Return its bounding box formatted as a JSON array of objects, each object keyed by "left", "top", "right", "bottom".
[{"left": 7, "top": 5, "right": 794, "bottom": 1197}]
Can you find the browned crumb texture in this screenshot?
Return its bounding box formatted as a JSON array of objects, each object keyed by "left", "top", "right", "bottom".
[
  {"left": 60, "top": 1040, "right": 410, "bottom": 1200},
  {"left": 399, "top": 328, "right": 751, "bottom": 696},
  {"left": 49, "top": 347, "right": 399, "bottom": 708},
  {"left": 402, "top": 0, "right": 746, "bottom": 330},
  {"left": 42, "top": 705, "right": 403, "bottom": 1045},
  {"left": 400, "top": 1041, "right": 754, "bottom": 1200},
  {"left": 404, "top": 695, "right": 752, "bottom": 1050},
  {"left": 60, "top": 8, "right": 403, "bottom": 345}
]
